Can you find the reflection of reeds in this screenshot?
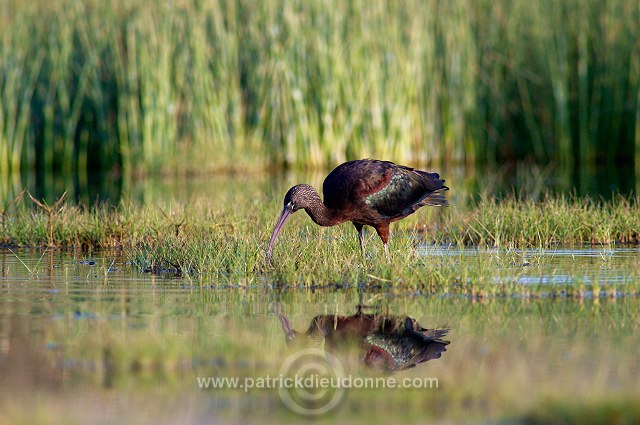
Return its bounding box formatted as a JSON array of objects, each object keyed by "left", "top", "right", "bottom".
[
  {"left": 1, "top": 290, "right": 640, "bottom": 424},
  {"left": 0, "top": 0, "right": 638, "bottom": 174}
]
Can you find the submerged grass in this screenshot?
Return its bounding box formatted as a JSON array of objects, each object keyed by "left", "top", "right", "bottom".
[
  {"left": 1, "top": 287, "right": 639, "bottom": 424},
  {"left": 513, "top": 399, "right": 640, "bottom": 425},
  {"left": 2, "top": 189, "right": 640, "bottom": 295}
]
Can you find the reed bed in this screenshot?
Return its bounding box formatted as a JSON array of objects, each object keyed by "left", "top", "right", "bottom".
[{"left": 0, "top": 0, "right": 639, "bottom": 175}]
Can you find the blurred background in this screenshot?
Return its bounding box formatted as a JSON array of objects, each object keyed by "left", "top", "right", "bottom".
[{"left": 1, "top": 0, "right": 639, "bottom": 203}]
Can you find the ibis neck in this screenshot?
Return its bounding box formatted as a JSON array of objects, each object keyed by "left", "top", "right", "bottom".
[{"left": 303, "top": 198, "right": 343, "bottom": 227}]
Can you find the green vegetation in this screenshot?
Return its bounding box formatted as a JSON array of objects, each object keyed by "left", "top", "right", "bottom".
[
  {"left": 2, "top": 189, "right": 640, "bottom": 296},
  {"left": 446, "top": 194, "right": 640, "bottom": 246},
  {"left": 1, "top": 0, "right": 639, "bottom": 176}
]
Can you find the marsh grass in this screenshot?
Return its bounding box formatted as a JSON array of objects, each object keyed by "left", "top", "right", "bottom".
[
  {"left": 1, "top": 190, "right": 640, "bottom": 297},
  {"left": 1, "top": 0, "right": 639, "bottom": 175},
  {"left": 442, "top": 194, "right": 640, "bottom": 246}
]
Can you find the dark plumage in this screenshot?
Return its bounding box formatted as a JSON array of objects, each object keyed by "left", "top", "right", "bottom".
[
  {"left": 267, "top": 159, "right": 448, "bottom": 262},
  {"left": 277, "top": 304, "right": 450, "bottom": 373}
]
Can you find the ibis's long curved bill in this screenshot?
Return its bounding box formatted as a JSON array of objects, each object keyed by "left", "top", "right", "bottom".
[
  {"left": 276, "top": 304, "right": 297, "bottom": 344},
  {"left": 266, "top": 205, "right": 293, "bottom": 262}
]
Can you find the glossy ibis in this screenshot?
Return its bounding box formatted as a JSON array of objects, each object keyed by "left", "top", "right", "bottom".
[
  {"left": 266, "top": 159, "right": 448, "bottom": 262},
  {"left": 277, "top": 304, "right": 450, "bottom": 372}
]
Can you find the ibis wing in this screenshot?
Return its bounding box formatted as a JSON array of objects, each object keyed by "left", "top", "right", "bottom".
[
  {"left": 362, "top": 165, "right": 448, "bottom": 218},
  {"left": 364, "top": 329, "right": 450, "bottom": 371},
  {"left": 322, "top": 159, "right": 448, "bottom": 217},
  {"left": 323, "top": 159, "right": 395, "bottom": 210}
]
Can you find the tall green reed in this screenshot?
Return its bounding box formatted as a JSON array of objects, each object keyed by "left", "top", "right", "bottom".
[{"left": 0, "top": 0, "right": 638, "bottom": 176}]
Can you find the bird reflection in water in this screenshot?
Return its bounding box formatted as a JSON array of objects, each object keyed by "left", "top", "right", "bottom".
[{"left": 277, "top": 304, "right": 450, "bottom": 373}]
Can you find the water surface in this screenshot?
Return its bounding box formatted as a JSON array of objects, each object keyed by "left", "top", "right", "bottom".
[
  {"left": 1, "top": 249, "right": 639, "bottom": 424},
  {"left": 2, "top": 161, "right": 637, "bottom": 207}
]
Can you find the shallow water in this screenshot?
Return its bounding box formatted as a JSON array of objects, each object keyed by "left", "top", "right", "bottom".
[
  {"left": 420, "top": 246, "right": 640, "bottom": 289},
  {"left": 1, "top": 249, "right": 639, "bottom": 424}
]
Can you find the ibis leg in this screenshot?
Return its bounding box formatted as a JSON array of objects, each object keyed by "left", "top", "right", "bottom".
[
  {"left": 354, "top": 223, "right": 365, "bottom": 254},
  {"left": 374, "top": 224, "right": 390, "bottom": 258}
]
